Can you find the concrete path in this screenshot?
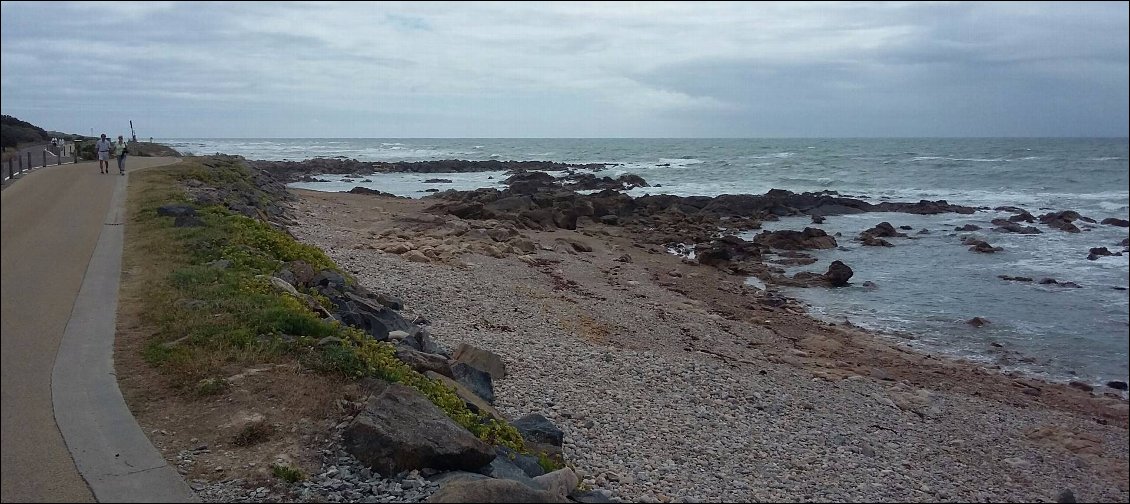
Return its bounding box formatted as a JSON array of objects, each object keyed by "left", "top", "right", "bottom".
[{"left": 2, "top": 158, "right": 197, "bottom": 502}]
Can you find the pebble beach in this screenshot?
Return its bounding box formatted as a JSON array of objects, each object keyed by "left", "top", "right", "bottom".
[{"left": 286, "top": 189, "right": 1130, "bottom": 503}]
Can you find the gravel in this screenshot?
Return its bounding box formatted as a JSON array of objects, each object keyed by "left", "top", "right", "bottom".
[
  {"left": 276, "top": 209, "right": 1130, "bottom": 503},
  {"left": 195, "top": 422, "right": 439, "bottom": 503}
]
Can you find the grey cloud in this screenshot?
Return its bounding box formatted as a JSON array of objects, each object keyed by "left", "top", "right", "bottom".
[{"left": 2, "top": 1, "right": 1126, "bottom": 137}]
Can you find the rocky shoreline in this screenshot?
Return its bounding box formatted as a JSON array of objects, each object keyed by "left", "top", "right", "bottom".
[
  {"left": 247, "top": 158, "right": 611, "bottom": 183},
  {"left": 283, "top": 175, "right": 1129, "bottom": 502},
  {"left": 165, "top": 156, "right": 1127, "bottom": 502}
]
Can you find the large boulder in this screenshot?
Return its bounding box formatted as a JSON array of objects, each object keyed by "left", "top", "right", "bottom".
[
  {"left": 824, "top": 260, "right": 854, "bottom": 287},
  {"left": 331, "top": 291, "right": 413, "bottom": 341},
  {"left": 860, "top": 222, "right": 906, "bottom": 239},
  {"left": 505, "top": 171, "right": 558, "bottom": 194},
  {"left": 511, "top": 413, "right": 564, "bottom": 446},
  {"left": 425, "top": 371, "right": 507, "bottom": 421},
  {"left": 753, "top": 228, "right": 837, "bottom": 250},
  {"left": 1039, "top": 211, "right": 1083, "bottom": 233},
  {"left": 452, "top": 362, "right": 495, "bottom": 404},
  {"left": 991, "top": 218, "right": 1041, "bottom": 234},
  {"left": 399, "top": 328, "right": 443, "bottom": 355},
  {"left": 343, "top": 384, "right": 494, "bottom": 475},
  {"left": 427, "top": 479, "right": 569, "bottom": 503},
  {"left": 395, "top": 348, "right": 454, "bottom": 377},
  {"left": 1101, "top": 217, "right": 1130, "bottom": 227},
  {"left": 453, "top": 343, "right": 507, "bottom": 379}
]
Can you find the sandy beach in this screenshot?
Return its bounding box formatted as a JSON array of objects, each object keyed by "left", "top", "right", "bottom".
[{"left": 287, "top": 187, "right": 1129, "bottom": 503}]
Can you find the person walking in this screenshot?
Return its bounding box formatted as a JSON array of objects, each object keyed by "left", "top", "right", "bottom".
[
  {"left": 113, "top": 135, "right": 129, "bottom": 175},
  {"left": 95, "top": 134, "right": 112, "bottom": 174}
]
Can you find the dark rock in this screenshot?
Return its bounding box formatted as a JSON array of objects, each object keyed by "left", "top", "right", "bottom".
[
  {"left": 753, "top": 227, "right": 837, "bottom": 250},
  {"left": 824, "top": 260, "right": 854, "bottom": 287},
  {"left": 998, "top": 275, "right": 1033, "bottom": 282},
  {"left": 423, "top": 178, "right": 453, "bottom": 184},
  {"left": 858, "top": 234, "right": 894, "bottom": 247},
  {"left": 425, "top": 372, "right": 506, "bottom": 421},
  {"left": 157, "top": 204, "right": 196, "bottom": 217},
  {"left": 967, "top": 317, "right": 990, "bottom": 328},
  {"left": 1067, "top": 381, "right": 1094, "bottom": 392},
  {"left": 512, "top": 413, "right": 564, "bottom": 446},
  {"left": 1040, "top": 211, "right": 1084, "bottom": 233},
  {"left": 1087, "top": 247, "right": 1113, "bottom": 260},
  {"left": 332, "top": 291, "right": 414, "bottom": 341},
  {"left": 347, "top": 186, "right": 401, "bottom": 198},
  {"left": 343, "top": 383, "right": 494, "bottom": 475},
  {"left": 480, "top": 456, "right": 539, "bottom": 488},
  {"left": 917, "top": 229, "right": 931, "bottom": 235},
  {"left": 968, "top": 240, "right": 1003, "bottom": 253},
  {"left": 811, "top": 214, "right": 826, "bottom": 224},
  {"left": 394, "top": 348, "right": 453, "bottom": 378},
  {"left": 283, "top": 260, "right": 317, "bottom": 287},
  {"left": 991, "top": 219, "right": 1041, "bottom": 234},
  {"left": 1057, "top": 489, "right": 1077, "bottom": 504},
  {"left": 452, "top": 362, "right": 495, "bottom": 404},
  {"left": 1106, "top": 380, "right": 1129, "bottom": 391},
  {"left": 570, "top": 489, "right": 616, "bottom": 503},
  {"left": 1039, "top": 278, "right": 1082, "bottom": 288},
  {"left": 898, "top": 225, "right": 913, "bottom": 230},
  {"left": 426, "top": 479, "right": 568, "bottom": 503},
  {"left": 955, "top": 224, "right": 982, "bottom": 232},
  {"left": 312, "top": 270, "right": 348, "bottom": 289},
  {"left": 496, "top": 446, "right": 546, "bottom": 478},
  {"left": 995, "top": 206, "right": 1028, "bottom": 214},
  {"left": 860, "top": 222, "right": 906, "bottom": 239},
  {"left": 398, "top": 328, "right": 442, "bottom": 355},
  {"left": 1008, "top": 212, "right": 1037, "bottom": 223},
  {"left": 1100, "top": 217, "right": 1130, "bottom": 227},
  {"left": 505, "top": 171, "right": 559, "bottom": 194},
  {"left": 173, "top": 214, "right": 204, "bottom": 227}
]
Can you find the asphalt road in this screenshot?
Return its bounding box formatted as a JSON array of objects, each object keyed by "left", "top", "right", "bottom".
[{"left": 1, "top": 157, "right": 179, "bottom": 502}]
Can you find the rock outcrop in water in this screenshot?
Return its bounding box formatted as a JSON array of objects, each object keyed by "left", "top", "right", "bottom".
[{"left": 248, "top": 158, "right": 610, "bottom": 182}]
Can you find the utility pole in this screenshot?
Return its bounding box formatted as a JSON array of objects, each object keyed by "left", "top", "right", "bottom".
[{"left": 130, "top": 120, "right": 137, "bottom": 142}]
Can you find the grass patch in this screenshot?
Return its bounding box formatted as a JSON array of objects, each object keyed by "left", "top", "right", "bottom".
[
  {"left": 232, "top": 420, "right": 275, "bottom": 447},
  {"left": 538, "top": 451, "right": 565, "bottom": 473},
  {"left": 271, "top": 463, "right": 305, "bottom": 484},
  {"left": 194, "top": 376, "right": 229, "bottom": 396},
  {"left": 124, "top": 157, "right": 525, "bottom": 451}
]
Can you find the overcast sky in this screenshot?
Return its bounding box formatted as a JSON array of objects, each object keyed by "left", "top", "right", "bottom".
[{"left": 1, "top": 1, "right": 1127, "bottom": 138}]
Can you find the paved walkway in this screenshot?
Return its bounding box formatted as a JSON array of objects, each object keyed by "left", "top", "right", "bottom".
[{"left": 2, "top": 158, "right": 197, "bottom": 502}]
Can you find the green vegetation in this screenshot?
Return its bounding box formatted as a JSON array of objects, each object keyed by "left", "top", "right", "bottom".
[
  {"left": 270, "top": 463, "right": 305, "bottom": 484},
  {"left": 128, "top": 157, "right": 524, "bottom": 451},
  {"left": 1, "top": 114, "right": 50, "bottom": 150},
  {"left": 538, "top": 451, "right": 565, "bottom": 473}
]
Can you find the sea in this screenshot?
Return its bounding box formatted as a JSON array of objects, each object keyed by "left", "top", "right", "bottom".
[{"left": 160, "top": 138, "right": 1130, "bottom": 389}]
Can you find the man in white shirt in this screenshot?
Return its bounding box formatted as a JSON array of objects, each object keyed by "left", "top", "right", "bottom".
[{"left": 95, "top": 133, "right": 112, "bottom": 174}]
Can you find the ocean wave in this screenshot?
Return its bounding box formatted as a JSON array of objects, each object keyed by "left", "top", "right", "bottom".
[
  {"left": 911, "top": 156, "right": 1006, "bottom": 162},
  {"left": 657, "top": 158, "right": 703, "bottom": 165},
  {"left": 746, "top": 152, "right": 795, "bottom": 159}
]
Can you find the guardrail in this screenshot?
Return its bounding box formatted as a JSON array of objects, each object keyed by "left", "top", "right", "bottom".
[{"left": 3, "top": 141, "right": 80, "bottom": 182}]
